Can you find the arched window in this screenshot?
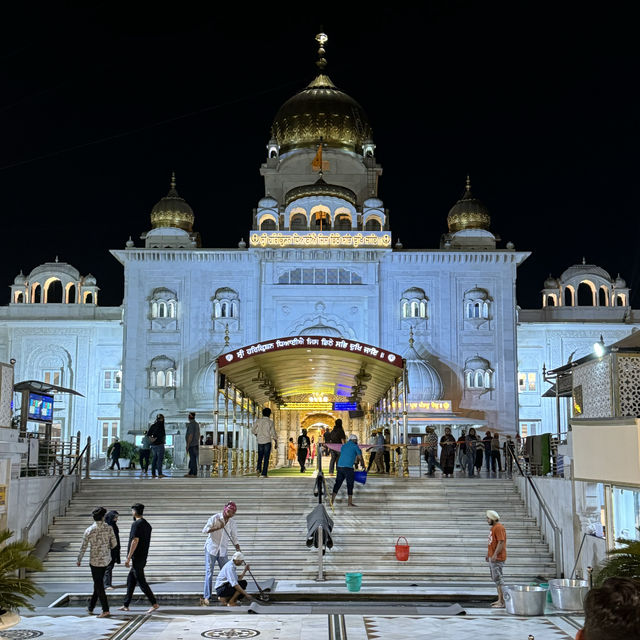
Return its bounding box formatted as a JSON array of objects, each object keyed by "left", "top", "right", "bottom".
[
  {"left": 546, "top": 295, "right": 555, "bottom": 307},
  {"left": 577, "top": 282, "right": 593, "bottom": 306},
  {"left": 463, "top": 287, "right": 491, "bottom": 322},
  {"left": 311, "top": 210, "right": 331, "bottom": 230},
  {"left": 598, "top": 287, "right": 608, "bottom": 307},
  {"left": 213, "top": 288, "right": 240, "bottom": 319},
  {"left": 150, "top": 356, "right": 176, "bottom": 388},
  {"left": 45, "top": 279, "right": 63, "bottom": 303},
  {"left": 365, "top": 218, "right": 382, "bottom": 231},
  {"left": 335, "top": 214, "right": 351, "bottom": 230},
  {"left": 464, "top": 356, "right": 493, "bottom": 390},
  {"left": 617, "top": 295, "right": 625, "bottom": 306},
  {"left": 564, "top": 286, "right": 574, "bottom": 306},
  {"left": 32, "top": 283, "right": 41, "bottom": 303},
  {"left": 150, "top": 288, "right": 178, "bottom": 320},
  {"left": 290, "top": 213, "right": 307, "bottom": 230},
  {"left": 14, "top": 291, "right": 24, "bottom": 303},
  {"left": 66, "top": 283, "right": 76, "bottom": 304},
  {"left": 84, "top": 292, "right": 94, "bottom": 304},
  {"left": 400, "top": 287, "right": 428, "bottom": 321},
  {"left": 261, "top": 218, "right": 277, "bottom": 230}
]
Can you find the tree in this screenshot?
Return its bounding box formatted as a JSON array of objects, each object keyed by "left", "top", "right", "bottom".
[
  {"left": 594, "top": 530, "right": 640, "bottom": 586},
  {"left": 0, "top": 530, "right": 45, "bottom": 613}
]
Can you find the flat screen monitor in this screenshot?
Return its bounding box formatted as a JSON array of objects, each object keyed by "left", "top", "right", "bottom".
[{"left": 27, "top": 392, "right": 54, "bottom": 422}]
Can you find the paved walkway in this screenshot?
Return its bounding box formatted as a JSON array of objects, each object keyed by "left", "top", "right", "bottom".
[{"left": 12, "top": 607, "right": 584, "bottom": 640}]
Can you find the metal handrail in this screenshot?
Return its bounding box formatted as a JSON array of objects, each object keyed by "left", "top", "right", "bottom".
[
  {"left": 22, "top": 436, "right": 91, "bottom": 542},
  {"left": 508, "top": 446, "right": 564, "bottom": 578}
]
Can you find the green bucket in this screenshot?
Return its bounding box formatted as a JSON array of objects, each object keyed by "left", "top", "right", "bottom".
[{"left": 345, "top": 572, "right": 362, "bottom": 592}]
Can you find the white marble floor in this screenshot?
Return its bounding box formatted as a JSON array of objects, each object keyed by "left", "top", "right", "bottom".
[{"left": 9, "top": 611, "right": 585, "bottom": 640}]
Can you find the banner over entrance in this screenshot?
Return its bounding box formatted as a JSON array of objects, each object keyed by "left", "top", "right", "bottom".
[{"left": 218, "top": 335, "right": 404, "bottom": 408}]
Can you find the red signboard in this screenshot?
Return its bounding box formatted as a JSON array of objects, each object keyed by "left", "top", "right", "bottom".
[{"left": 218, "top": 336, "right": 403, "bottom": 369}]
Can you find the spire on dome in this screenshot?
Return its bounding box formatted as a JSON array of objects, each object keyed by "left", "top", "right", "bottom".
[
  {"left": 315, "top": 31, "right": 328, "bottom": 71},
  {"left": 150, "top": 172, "right": 195, "bottom": 232}
]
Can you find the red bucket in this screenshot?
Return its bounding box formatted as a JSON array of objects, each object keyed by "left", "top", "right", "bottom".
[{"left": 395, "top": 536, "right": 410, "bottom": 561}]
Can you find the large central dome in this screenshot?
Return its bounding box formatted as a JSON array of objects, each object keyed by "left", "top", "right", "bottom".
[{"left": 271, "top": 74, "right": 372, "bottom": 154}]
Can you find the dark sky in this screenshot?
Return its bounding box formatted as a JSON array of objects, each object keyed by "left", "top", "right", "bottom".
[{"left": 1, "top": 3, "right": 637, "bottom": 309}]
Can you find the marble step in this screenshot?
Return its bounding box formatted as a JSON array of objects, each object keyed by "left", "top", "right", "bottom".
[{"left": 37, "top": 476, "right": 555, "bottom": 584}]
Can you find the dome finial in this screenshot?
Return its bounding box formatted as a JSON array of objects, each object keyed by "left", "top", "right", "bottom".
[
  {"left": 582, "top": 256, "right": 586, "bottom": 265},
  {"left": 466, "top": 174, "right": 471, "bottom": 191},
  {"left": 409, "top": 326, "right": 414, "bottom": 347},
  {"left": 170, "top": 171, "right": 176, "bottom": 190},
  {"left": 315, "top": 31, "right": 328, "bottom": 70}
]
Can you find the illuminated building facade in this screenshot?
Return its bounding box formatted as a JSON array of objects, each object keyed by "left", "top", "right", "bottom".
[{"left": 1, "top": 36, "right": 638, "bottom": 458}]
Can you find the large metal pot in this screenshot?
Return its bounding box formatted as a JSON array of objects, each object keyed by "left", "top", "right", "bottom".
[
  {"left": 504, "top": 585, "right": 547, "bottom": 616},
  {"left": 549, "top": 579, "right": 589, "bottom": 611}
]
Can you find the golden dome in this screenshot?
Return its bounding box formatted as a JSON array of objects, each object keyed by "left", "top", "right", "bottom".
[
  {"left": 285, "top": 176, "right": 357, "bottom": 207},
  {"left": 447, "top": 177, "right": 491, "bottom": 233},
  {"left": 271, "top": 74, "right": 372, "bottom": 154},
  {"left": 150, "top": 173, "right": 194, "bottom": 232}
]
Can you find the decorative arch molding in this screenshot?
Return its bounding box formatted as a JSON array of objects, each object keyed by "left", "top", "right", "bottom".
[
  {"left": 288, "top": 301, "right": 356, "bottom": 340},
  {"left": 24, "top": 344, "right": 74, "bottom": 385},
  {"left": 301, "top": 412, "right": 335, "bottom": 431}
]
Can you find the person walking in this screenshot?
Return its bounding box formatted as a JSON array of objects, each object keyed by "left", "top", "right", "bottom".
[
  {"left": 77, "top": 506, "right": 117, "bottom": 618},
  {"left": 491, "top": 433, "right": 503, "bottom": 473},
  {"left": 424, "top": 427, "right": 442, "bottom": 476},
  {"left": 201, "top": 501, "right": 240, "bottom": 606},
  {"left": 331, "top": 434, "right": 365, "bottom": 508},
  {"left": 439, "top": 427, "right": 456, "bottom": 477},
  {"left": 466, "top": 428, "right": 479, "bottom": 477},
  {"left": 214, "top": 551, "right": 253, "bottom": 607},
  {"left": 103, "top": 510, "right": 120, "bottom": 591},
  {"left": 504, "top": 435, "right": 515, "bottom": 474},
  {"left": 287, "top": 437, "right": 296, "bottom": 467},
  {"left": 485, "top": 509, "right": 507, "bottom": 608},
  {"left": 252, "top": 407, "right": 277, "bottom": 477},
  {"left": 383, "top": 428, "right": 391, "bottom": 473},
  {"left": 184, "top": 412, "right": 200, "bottom": 477},
  {"left": 328, "top": 419, "right": 346, "bottom": 475},
  {"left": 482, "top": 431, "right": 492, "bottom": 473},
  {"left": 139, "top": 431, "right": 151, "bottom": 475},
  {"left": 118, "top": 503, "right": 159, "bottom": 613},
  {"left": 367, "top": 430, "right": 385, "bottom": 473},
  {"left": 297, "top": 428, "right": 310, "bottom": 472},
  {"left": 108, "top": 438, "right": 121, "bottom": 470},
  {"left": 456, "top": 429, "right": 467, "bottom": 472},
  {"left": 147, "top": 414, "right": 167, "bottom": 478}
]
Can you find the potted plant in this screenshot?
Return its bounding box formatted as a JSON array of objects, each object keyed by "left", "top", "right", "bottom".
[
  {"left": 594, "top": 528, "right": 640, "bottom": 586},
  {"left": 107, "top": 440, "right": 139, "bottom": 469},
  {"left": 0, "top": 530, "right": 45, "bottom": 632}
]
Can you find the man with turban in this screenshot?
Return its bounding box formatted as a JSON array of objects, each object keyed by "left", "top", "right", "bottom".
[
  {"left": 485, "top": 509, "right": 507, "bottom": 608},
  {"left": 201, "top": 501, "right": 241, "bottom": 605}
]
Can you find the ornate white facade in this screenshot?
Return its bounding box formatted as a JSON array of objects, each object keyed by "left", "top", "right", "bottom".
[{"left": 1, "top": 43, "right": 638, "bottom": 453}]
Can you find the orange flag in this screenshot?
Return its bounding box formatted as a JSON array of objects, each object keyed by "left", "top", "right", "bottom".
[{"left": 312, "top": 142, "right": 323, "bottom": 172}]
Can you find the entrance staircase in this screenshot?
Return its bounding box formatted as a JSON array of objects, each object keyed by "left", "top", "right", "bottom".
[{"left": 37, "top": 474, "right": 555, "bottom": 586}]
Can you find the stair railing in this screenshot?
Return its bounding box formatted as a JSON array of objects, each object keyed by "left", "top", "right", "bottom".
[
  {"left": 507, "top": 445, "right": 564, "bottom": 578},
  {"left": 21, "top": 436, "right": 91, "bottom": 546}
]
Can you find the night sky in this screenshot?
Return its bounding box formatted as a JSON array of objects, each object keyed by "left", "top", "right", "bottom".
[{"left": 1, "top": 3, "right": 637, "bottom": 309}]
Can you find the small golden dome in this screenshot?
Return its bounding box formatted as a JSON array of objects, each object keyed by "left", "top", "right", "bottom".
[
  {"left": 447, "top": 177, "right": 491, "bottom": 233},
  {"left": 271, "top": 74, "right": 372, "bottom": 154},
  {"left": 284, "top": 176, "right": 357, "bottom": 207},
  {"left": 150, "top": 173, "right": 194, "bottom": 232}
]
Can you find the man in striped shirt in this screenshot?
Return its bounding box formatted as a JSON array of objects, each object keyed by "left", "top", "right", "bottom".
[{"left": 77, "top": 506, "right": 117, "bottom": 618}]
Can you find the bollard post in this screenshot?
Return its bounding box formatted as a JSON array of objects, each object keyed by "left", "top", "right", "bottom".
[{"left": 316, "top": 524, "right": 325, "bottom": 581}]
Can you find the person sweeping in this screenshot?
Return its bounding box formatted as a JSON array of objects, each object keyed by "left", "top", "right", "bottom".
[
  {"left": 214, "top": 551, "right": 254, "bottom": 607},
  {"left": 331, "top": 433, "right": 365, "bottom": 508}
]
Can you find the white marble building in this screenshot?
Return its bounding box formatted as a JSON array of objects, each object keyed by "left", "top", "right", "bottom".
[
  {"left": 0, "top": 261, "right": 122, "bottom": 456},
  {"left": 517, "top": 262, "right": 640, "bottom": 436},
  {"left": 1, "top": 49, "right": 638, "bottom": 452}
]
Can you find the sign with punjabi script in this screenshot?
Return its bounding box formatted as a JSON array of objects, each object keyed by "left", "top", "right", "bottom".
[
  {"left": 218, "top": 336, "right": 403, "bottom": 369},
  {"left": 392, "top": 400, "right": 453, "bottom": 412},
  {"left": 250, "top": 231, "right": 392, "bottom": 249}
]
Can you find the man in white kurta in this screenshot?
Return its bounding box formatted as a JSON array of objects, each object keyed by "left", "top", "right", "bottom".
[{"left": 201, "top": 501, "right": 240, "bottom": 604}]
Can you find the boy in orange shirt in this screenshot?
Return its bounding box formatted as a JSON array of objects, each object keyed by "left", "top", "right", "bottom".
[{"left": 485, "top": 509, "right": 507, "bottom": 608}]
